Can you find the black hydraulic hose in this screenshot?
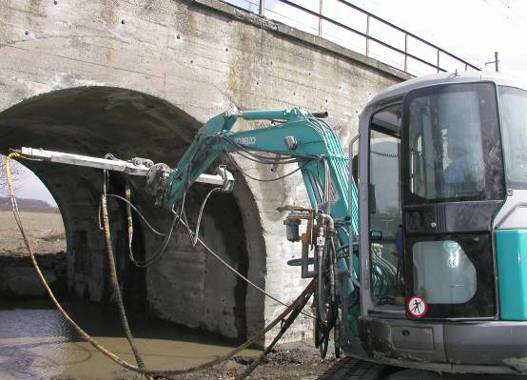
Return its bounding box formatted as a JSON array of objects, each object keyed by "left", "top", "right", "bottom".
[
  {"left": 100, "top": 172, "right": 148, "bottom": 374},
  {"left": 235, "top": 283, "right": 314, "bottom": 379}
]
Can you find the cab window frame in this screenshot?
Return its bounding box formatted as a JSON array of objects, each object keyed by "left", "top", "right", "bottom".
[{"left": 401, "top": 81, "right": 504, "bottom": 206}]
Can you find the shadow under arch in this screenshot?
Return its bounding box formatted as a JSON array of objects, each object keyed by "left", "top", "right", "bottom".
[{"left": 0, "top": 86, "right": 266, "bottom": 342}]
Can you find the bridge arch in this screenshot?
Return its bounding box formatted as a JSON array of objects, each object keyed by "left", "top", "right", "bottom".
[{"left": 0, "top": 86, "right": 266, "bottom": 341}]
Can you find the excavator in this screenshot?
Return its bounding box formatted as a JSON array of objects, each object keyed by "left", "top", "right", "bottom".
[{"left": 12, "top": 72, "right": 527, "bottom": 376}]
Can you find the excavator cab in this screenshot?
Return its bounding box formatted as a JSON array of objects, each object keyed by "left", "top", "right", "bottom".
[{"left": 347, "top": 73, "right": 527, "bottom": 374}]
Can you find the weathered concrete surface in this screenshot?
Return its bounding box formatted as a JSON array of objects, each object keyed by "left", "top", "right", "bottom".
[{"left": 0, "top": 0, "right": 407, "bottom": 343}]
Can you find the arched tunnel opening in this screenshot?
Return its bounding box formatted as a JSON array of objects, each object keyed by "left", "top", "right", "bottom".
[{"left": 0, "top": 86, "right": 266, "bottom": 343}]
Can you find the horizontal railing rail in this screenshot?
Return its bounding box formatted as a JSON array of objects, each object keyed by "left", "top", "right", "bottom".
[{"left": 220, "top": 0, "right": 481, "bottom": 75}]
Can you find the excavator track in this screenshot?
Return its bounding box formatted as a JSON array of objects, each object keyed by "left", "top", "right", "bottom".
[{"left": 319, "top": 359, "right": 522, "bottom": 380}]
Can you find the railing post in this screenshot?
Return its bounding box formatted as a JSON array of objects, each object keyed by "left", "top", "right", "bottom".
[
  {"left": 365, "top": 14, "right": 370, "bottom": 56},
  {"left": 259, "top": 0, "right": 266, "bottom": 17},
  {"left": 251, "top": 0, "right": 481, "bottom": 74},
  {"left": 404, "top": 33, "right": 408, "bottom": 72},
  {"left": 319, "top": 0, "right": 324, "bottom": 37}
]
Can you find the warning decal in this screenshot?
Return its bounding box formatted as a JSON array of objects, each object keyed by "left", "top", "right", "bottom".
[{"left": 407, "top": 295, "right": 428, "bottom": 318}]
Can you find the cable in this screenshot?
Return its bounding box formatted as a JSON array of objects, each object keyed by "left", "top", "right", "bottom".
[
  {"left": 125, "top": 182, "right": 138, "bottom": 267},
  {"left": 101, "top": 140, "right": 312, "bottom": 312},
  {"left": 100, "top": 191, "right": 178, "bottom": 268},
  {"left": 225, "top": 152, "right": 313, "bottom": 183},
  {"left": 226, "top": 143, "right": 301, "bottom": 163},
  {"left": 100, "top": 167, "right": 183, "bottom": 268},
  {"left": 101, "top": 184, "right": 181, "bottom": 268},
  {"left": 178, "top": 214, "right": 316, "bottom": 320},
  {"left": 105, "top": 194, "right": 165, "bottom": 236},
  {"left": 232, "top": 149, "right": 301, "bottom": 165},
  {"left": 100, "top": 171, "right": 148, "bottom": 374},
  {"left": 4, "top": 152, "right": 140, "bottom": 373},
  {"left": 124, "top": 207, "right": 180, "bottom": 268},
  {"left": 191, "top": 186, "right": 220, "bottom": 247},
  {"left": 221, "top": 135, "right": 316, "bottom": 162},
  {"left": 112, "top": 183, "right": 315, "bottom": 318},
  {"left": 5, "top": 152, "right": 317, "bottom": 378},
  {"left": 235, "top": 283, "right": 313, "bottom": 380}
]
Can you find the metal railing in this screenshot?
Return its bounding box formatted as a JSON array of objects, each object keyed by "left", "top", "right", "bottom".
[{"left": 221, "top": 0, "right": 481, "bottom": 76}]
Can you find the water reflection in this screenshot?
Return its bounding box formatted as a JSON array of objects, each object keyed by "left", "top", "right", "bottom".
[{"left": 0, "top": 300, "right": 260, "bottom": 379}]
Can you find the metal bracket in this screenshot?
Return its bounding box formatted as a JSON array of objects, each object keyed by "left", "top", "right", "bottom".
[
  {"left": 214, "top": 166, "right": 235, "bottom": 192},
  {"left": 286, "top": 243, "right": 318, "bottom": 278}
]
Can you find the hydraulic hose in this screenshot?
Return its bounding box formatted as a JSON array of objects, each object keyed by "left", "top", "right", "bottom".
[
  {"left": 100, "top": 174, "right": 147, "bottom": 373},
  {"left": 4, "top": 152, "right": 315, "bottom": 378}
]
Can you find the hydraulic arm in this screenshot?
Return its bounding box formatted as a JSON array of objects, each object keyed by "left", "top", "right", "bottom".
[
  {"left": 16, "top": 107, "right": 360, "bottom": 358},
  {"left": 163, "top": 107, "right": 358, "bottom": 234},
  {"left": 18, "top": 107, "right": 359, "bottom": 235}
]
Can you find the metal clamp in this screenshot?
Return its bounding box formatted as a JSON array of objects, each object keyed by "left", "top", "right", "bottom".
[{"left": 216, "top": 166, "right": 235, "bottom": 192}]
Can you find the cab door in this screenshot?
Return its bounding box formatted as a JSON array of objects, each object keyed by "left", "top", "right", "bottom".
[
  {"left": 400, "top": 82, "right": 505, "bottom": 320},
  {"left": 367, "top": 105, "right": 404, "bottom": 306}
]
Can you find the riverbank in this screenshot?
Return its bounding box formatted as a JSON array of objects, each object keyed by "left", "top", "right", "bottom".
[
  {"left": 0, "top": 300, "right": 340, "bottom": 380},
  {"left": 0, "top": 251, "right": 67, "bottom": 298},
  {"left": 0, "top": 209, "right": 341, "bottom": 379}
]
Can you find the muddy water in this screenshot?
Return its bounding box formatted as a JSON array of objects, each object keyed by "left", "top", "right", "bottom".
[{"left": 0, "top": 300, "right": 260, "bottom": 379}]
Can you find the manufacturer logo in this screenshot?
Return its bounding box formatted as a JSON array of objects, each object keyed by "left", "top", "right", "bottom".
[{"left": 234, "top": 136, "right": 257, "bottom": 145}]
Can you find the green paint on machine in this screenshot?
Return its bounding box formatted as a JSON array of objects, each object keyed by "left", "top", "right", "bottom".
[{"left": 496, "top": 229, "right": 527, "bottom": 320}]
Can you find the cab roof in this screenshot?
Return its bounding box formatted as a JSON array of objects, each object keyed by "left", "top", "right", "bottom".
[{"left": 368, "top": 71, "right": 527, "bottom": 107}]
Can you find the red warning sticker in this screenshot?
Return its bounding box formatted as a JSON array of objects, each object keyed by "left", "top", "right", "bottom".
[{"left": 407, "top": 295, "right": 428, "bottom": 318}]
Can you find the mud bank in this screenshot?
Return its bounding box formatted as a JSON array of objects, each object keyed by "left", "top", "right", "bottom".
[{"left": 0, "top": 252, "right": 67, "bottom": 298}]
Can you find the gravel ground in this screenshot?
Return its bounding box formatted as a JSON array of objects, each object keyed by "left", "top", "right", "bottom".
[{"left": 172, "top": 341, "right": 343, "bottom": 380}]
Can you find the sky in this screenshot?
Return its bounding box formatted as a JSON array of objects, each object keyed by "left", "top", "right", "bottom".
[
  {"left": 346, "top": 0, "right": 527, "bottom": 77},
  {"left": 6, "top": 0, "right": 526, "bottom": 206},
  {"left": 263, "top": 0, "right": 527, "bottom": 77},
  {"left": 4, "top": 161, "right": 57, "bottom": 206}
]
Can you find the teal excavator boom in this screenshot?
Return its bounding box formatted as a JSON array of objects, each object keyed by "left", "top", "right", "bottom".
[{"left": 164, "top": 107, "right": 358, "bottom": 233}]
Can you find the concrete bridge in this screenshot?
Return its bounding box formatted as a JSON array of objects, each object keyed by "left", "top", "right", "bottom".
[{"left": 0, "top": 0, "right": 409, "bottom": 343}]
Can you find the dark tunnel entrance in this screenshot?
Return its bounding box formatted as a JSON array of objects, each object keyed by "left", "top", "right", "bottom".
[{"left": 0, "top": 86, "right": 266, "bottom": 342}]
